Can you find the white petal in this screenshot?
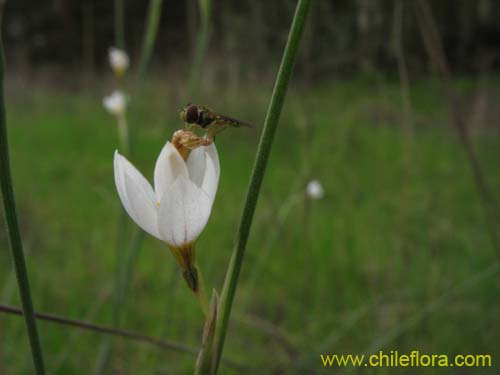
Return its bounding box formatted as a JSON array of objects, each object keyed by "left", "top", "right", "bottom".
[
  {"left": 109, "top": 47, "right": 129, "bottom": 71},
  {"left": 154, "top": 142, "right": 189, "bottom": 201},
  {"left": 123, "top": 174, "right": 160, "bottom": 238},
  {"left": 186, "top": 147, "right": 206, "bottom": 187},
  {"left": 187, "top": 144, "right": 220, "bottom": 202},
  {"left": 114, "top": 151, "right": 133, "bottom": 215},
  {"left": 205, "top": 143, "right": 220, "bottom": 179},
  {"left": 157, "top": 176, "right": 212, "bottom": 247},
  {"left": 114, "top": 151, "right": 160, "bottom": 238},
  {"left": 103, "top": 91, "right": 126, "bottom": 115},
  {"left": 306, "top": 180, "right": 324, "bottom": 199},
  {"left": 201, "top": 148, "right": 219, "bottom": 202}
]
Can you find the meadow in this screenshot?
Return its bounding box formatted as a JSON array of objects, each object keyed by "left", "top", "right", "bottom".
[{"left": 0, "top": 72, "right": 499, "bottom": 374}]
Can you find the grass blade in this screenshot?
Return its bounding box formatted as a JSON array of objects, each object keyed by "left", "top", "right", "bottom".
[
  {"left": 212, "top": 0, "right": 313, "bottom": 371},
  {"left": 0, "top": 35, "right": 45, "bottom": 374}
]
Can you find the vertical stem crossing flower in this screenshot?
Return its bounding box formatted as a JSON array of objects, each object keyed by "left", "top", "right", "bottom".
[{"left": 113, "top": 140, "right": 220, "bottom": 292}]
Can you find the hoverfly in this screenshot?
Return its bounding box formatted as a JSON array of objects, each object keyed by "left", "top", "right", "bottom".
[{"left": 180, "top": 104, "right": 252, "bottom": 140}]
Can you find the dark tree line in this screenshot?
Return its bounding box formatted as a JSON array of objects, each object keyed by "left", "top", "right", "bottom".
[{"left": 4, "top": 0, "right": 500, "bottom": 77}]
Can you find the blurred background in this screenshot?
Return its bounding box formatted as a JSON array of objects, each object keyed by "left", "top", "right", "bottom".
[{"left": 0, "top": 0, "right": 499, "bottom": 374}]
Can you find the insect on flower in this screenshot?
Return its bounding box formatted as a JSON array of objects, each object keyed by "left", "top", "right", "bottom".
[
  {"left": 113, "top": 140, "right": 220, "bottom": 292},
  {"left": 180, "top": 104, "right": 252, "bottom": 143}
]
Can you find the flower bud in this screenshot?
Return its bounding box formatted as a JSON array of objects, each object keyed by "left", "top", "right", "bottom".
[
  {"left": 103, "top": 90, "right": 127, "bottom": 116},
  {"left": 306, "top": 180, "right": 325, "bottom": 200},
  {"left": 108, "top": 47, "right": 130, "bottom": 78}
]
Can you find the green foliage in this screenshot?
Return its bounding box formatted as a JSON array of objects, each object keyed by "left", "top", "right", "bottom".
[
  {"left": 0, "top": 40, "right": 45, "bottom": 374},
  {"left": 214, "top": 0, "right": 312, "bottom": 371},
  {"left": 0, "top": 75, "right": 499, "bottom": 373}
]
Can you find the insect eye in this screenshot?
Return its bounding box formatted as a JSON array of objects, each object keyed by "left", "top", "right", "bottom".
[{"left": 185, "top": 105, "right": 199, "bottom": 123}]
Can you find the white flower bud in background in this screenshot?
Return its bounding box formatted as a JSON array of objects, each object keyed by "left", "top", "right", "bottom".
[
  {"left": 306, "top": 180, "right": 324, "bottom": 200},
  {"left": 108, "top": 47, "right": 129, "bottom": 77},
  {"left": 103, "top": 90, "right": 127, "bottom": 116}
]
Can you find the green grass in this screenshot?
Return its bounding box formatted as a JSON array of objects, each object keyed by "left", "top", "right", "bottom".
[{"left": 1, "top": 74, "right": 499, "bottom": 374}]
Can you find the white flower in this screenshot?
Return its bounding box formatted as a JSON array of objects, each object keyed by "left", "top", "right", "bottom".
[
  {"left": 306, "top": 180, "right": 324, "bottom": 200},
  {"left": 108, "top": 47, "right": 129, "bottom": 77},
  {"left": 114, "top": 141, "right": 220, "bottom": 291},
  {"left": 103, "top": 90, "right": 126, "bottom": 116}
]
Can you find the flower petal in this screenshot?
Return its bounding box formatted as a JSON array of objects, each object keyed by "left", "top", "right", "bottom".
[
  {"left": 201, "top": 148, "right": 219, "bottom": 202},
  {"left": 187, "top": 143, "right": 220, "bottom": 202},
  {"left": 114, "top": 151, "right": 133, "bottom": 216},
  {"left": 205, "top": 143, "right": 220, "bottom": 179},
  {"left": 157, "top": 176, "right": 212, "bottom": 247},
  {"left": 154, "top": 142, "right": 189, "bottom": 201},
  {"left": 123, "top": 174, "right": 160, "bottom": 238},
  {"left": 114, "top": 151, "right": 160, "bottom": 238},
  {"left": 186, "top": 147, "right": 206, "bottom": 187}
]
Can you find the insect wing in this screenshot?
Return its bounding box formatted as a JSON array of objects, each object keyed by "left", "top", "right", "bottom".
[{"left": 215, "top": 113, "right": 252, "bottom": 128}]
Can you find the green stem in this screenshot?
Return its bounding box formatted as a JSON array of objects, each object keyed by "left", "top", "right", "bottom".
[
  {"left": 195, "top": 264, "right": 209, "bottom": 317},
  {"left": 114, "top": 0, "right": 125, "bottom": 49},
  {"left": 213, "top": 0, "right": 312, "bottom": 371},
  {"left": 0, "top": 303, "right": 198, "bottom": 356},
  {"left": 0, "top": 36, "right": 45, "bottom": 374},
  {"left": 138, "top": 0, "right": 164, "bottom": 78},
  {"left": 113, "top": 229, "right": 144, "bottom": 326},
  {"left": 117, "top": 112, "right": 129, "bottom": 156},
  {"left": 95, "top": 228, "right": 144, "bottom": 373},
  {"left": 187, "top": 0, "right": 212, "bottom": 99},
  {"left": 96, "top": 98, "right": 132, "bottom": 373}
]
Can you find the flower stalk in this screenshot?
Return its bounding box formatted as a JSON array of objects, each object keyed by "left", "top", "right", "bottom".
[
  {"left": 98, "top": 48, "right": 131, "bottom": 372},
  {"left": 0, "top": 37, "right": 45, "bottom": 374},
  {"left": 116, "top": 112, "right": 129, "bottom": 155},
  {"left": 103, "top": 90, "right": 129, "bottom": 154},
  {"left": 195, "top": 290, "right": 219, "bottom": 374},
  {"left": 212, "top": 0, "right": 313, "bottom": 371}
]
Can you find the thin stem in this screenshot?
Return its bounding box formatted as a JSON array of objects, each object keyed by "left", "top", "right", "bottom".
[
  {"left": 95, "top": 107, "right": 132, "bottom": 373},
  {"left": 114, "top": 0, "right": 125, "bottom": 49},
  {"left": 138, "top": 0, "right": 164, "bottom": 78},
  {"left": 0, "top": 303, "right": 197, "bottom": 355},
  {"left": 95, "top": 229, "right": 144, "bottom": 372},
  {"left": 213, "top": 0, "right": 313, "bottom": 371},
  {"left": 0, "top": 303, "right": 248, "bottom": 371},
  {"left": 117, "top": 112, "right": 129, "bottom": 155},
  {"left": 0, "top": 38, "right": 45, "bottom": 374},
  {"left": 111, "top": 229, "right": 144, "bottom": 328},
  {"left": 187, "top": 0, "right": 212, "bottom": 99},
  {"left": 195, "top": 264, "right": 209, "bottom": 317}
]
